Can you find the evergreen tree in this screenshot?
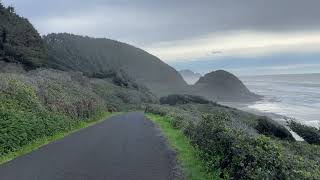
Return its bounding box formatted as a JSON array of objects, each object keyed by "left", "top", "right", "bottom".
[
  {"left": 7, "top": 6, "right": 15, "bottom": 13},
  {"left": 1, "top": 28, "right": 7, "bottom": 43},
  {"left": 0, "top": 28, "right": 5, "bottom": 50}
]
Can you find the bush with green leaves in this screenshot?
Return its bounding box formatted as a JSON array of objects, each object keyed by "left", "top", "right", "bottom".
[
  {"left": 0, "top": 67, "right": 156, "bottom": 118},
  {"left": 256, "top": 117, "right": 294, "bottom": 140},
  {"left": 0, "top": 79, "right": 78, "bottom": 156},
  {"left": 192, "top": 113, "right": 284, "bottom": 179},
  {"left": 289, "top": 121, "right": 320, "bottom": 145},
  {"left": 0, "top": 3, "right": 47, "bottom": 68},
  {"left": 160, "top": 94, "right": 210, "bottom": 106},
  {"left": 0, "top": 65, "right": 157, "bottom": 157},
  {"left": 146, "top": 104, "right": 320, "bottom": 179}
]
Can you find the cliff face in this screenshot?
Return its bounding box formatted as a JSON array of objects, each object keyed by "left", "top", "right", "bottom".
[
  {"left": 194, "top": 70, "right": 261, "bottom": 102},
  {"left": 0, "top": 4, "right": 47, "bottom": 68}
]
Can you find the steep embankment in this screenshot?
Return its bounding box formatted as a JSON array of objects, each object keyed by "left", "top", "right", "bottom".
[
  {"left": 194, "top": 70, "right": 261, "bottom": 102},
  {"left": 0, "top": 4, "right": 47, "bottom": 68},
  {"left": 44, "top": 33, "right": 189, "bottom": 96}
]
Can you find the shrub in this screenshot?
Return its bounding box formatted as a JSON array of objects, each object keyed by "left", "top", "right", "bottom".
[
  {"left": 145, "top": 105, "right": 168, "bottom": 116},
  {"left": 167, "top": 113, "right": 185, "bottom": 129},
  {"left": 0, "top": 79, "right": 78, "bottom": 156},
  {"left": 160, "top": 94, "right": 210, "bottom": 106},
  {"left": 147, "top": 106, "right": 320, "bottom": 179},
  {"left": 0, "top": 67, "right": 156, "bottom": 157},
  {"left": 256, "top": 117, "right": 294, "bottom": 141},
  {"left": 289, "top": 121, "right": 320, "bottom": 145},
  {"left": 193, "top": 114, "right": 285, "bottom": 179},
  {"left": 33, "top": 70, "right": 105, "bottom": 119}
]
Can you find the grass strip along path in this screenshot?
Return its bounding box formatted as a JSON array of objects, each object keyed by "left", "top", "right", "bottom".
[{"left": 146, "top": 114, "right": 220, "bottom": 180}]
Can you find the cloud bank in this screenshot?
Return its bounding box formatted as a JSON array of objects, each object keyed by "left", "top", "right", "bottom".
[{"left": 146, "top": 30, "right": 320, "bottom": 61}]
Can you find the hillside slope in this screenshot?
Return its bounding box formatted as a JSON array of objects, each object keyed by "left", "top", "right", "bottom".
[
  {"left": 0, "top": 4, "right": 47, "bottom": 68},
  {"left": 194, "top": 70, "right": 261, "bottom": 102},
  {"left": 0, "top": 63, "right": 157, "bottom": 158},
  {"left": 0, "top": 3, "right": 159, "bottom": 159},
  {"left": 179, "top": 69, "right": 202, "bottom": 85},
  {"left": 44, "top": 33, "right": 189, "bottom": 96}
]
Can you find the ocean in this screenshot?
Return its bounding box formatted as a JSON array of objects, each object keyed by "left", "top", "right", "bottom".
[{"left": 240, "top": 74, "right": 320, "bottom": 128}]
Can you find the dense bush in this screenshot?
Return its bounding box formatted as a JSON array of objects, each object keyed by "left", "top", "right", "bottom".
[
  {"left": 0, "top": 79, "right": 79, "bottom": 156},
  {"left": 147, "top": 103, "right": 259, "bottom": 137},
  {"left": 256, "top": 117, "right": 294, "bottom": 140},
  {"left": 145, "top": 105, "right": 169, "bottom": 116},
  {"left": 90, "top": 77, "right": 157, "bottom": 111},
  {"left": 0, "top": 67, "right": 156, "bottom": 117},
  {"left": 160, "top": 94, "right": 210, "bottom": 105},
  {"left": 146, "top": 104, "right": 320, "bottom": 179},
  {"left": 86, "top": 69, "right": 141, "bottom": 89},
  {"left": 192, "top": 114, "right": 284, "bottom": 179},
  {"left": 0, "top": 66, "right": 157, "bottom": 157},
  {"left": 289, "top": 121, "right": 320, "bottom": 145}
]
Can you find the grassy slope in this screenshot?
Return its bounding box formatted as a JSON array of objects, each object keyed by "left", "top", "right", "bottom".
[
  {"left": 146, "top": 114, "right": 220, "bottom": 180},
  {"left": 0, "top": 112, "right": 120, "bottom": 165}
]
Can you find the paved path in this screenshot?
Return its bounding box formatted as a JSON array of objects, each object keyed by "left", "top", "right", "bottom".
[{"left": 0, "top": 112, "right": 178, "bottom": 180}]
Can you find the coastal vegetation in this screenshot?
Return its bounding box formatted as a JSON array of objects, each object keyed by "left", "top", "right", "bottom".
[
  {"left": 0, "top": 66, "right": 154, "bottom": 163},
  {"left": 0, "top": 3, "right": 156, "bottom": 164},
  {"left": 0, "top": 3, "right": 319, "bottom": 179},
  {"left": 146, "top": 101, "right": 320, "bottom": 179},
  {"left": 289, "top": 120, "right": 320, "bottom": 145},
  {"left": 0, "top": 3, "right": 47, "bottom": 68},
  {"left": 147, "top": 114, "right": 220, "bottom": 180}
]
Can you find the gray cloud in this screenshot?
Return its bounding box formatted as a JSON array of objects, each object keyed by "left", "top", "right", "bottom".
[{"left": 3, "top": 0, "right": 320, "bottom": 46}]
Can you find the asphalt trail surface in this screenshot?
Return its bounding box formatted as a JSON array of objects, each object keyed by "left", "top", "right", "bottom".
[{"left": 0, "top": 112, "right": 178, "bottom": 180}]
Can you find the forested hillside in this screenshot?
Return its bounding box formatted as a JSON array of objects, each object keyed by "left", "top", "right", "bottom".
[
  {"left": 44, "top": 33, "right": 189, "bottom": 96},
  {"left": 0, "top": 4, "right": 47, "bottom": 68}
]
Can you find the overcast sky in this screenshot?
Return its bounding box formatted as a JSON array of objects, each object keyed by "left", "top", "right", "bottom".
[{"left": 3, "top": 0, "right": 320, "bottom": 75}]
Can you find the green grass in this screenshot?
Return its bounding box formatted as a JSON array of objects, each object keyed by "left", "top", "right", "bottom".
[
  {"left": 146, "top": 114, "right": 220, "bottom": 180},
  {"left": 0, "top": 112, "right": 121, "bottom": 165}
]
